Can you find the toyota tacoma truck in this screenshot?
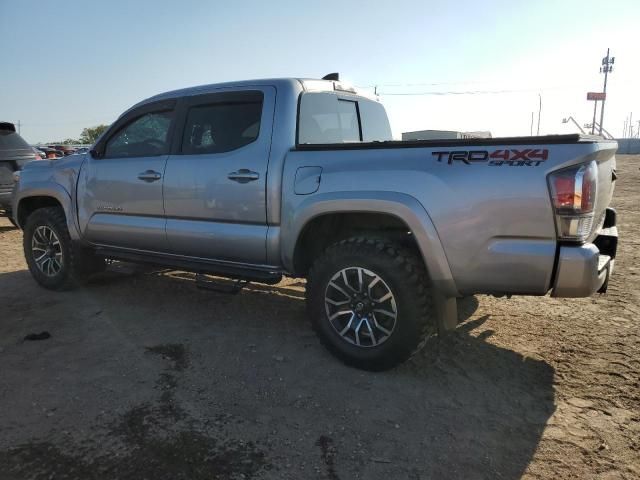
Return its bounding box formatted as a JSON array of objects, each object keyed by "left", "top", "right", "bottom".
[{"left": 12, "top": 75, "right": 618, "bottom": 370}]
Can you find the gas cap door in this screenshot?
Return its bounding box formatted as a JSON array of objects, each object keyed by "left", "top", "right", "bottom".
[{"left": 294, "top": 166, "right": 322, "bottom": 195}]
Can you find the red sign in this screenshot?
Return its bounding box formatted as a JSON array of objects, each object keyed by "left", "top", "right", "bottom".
[{"left": 587, "top": 92, "right": 606, "bottom": 101}]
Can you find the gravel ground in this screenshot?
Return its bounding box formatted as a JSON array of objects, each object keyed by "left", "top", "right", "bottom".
[{"left": 0, "top": 155, "right": 638, "bottom": 480}]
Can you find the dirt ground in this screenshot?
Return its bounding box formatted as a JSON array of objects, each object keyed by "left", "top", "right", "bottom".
[{"left": 0, "top": 156, "right": 638, "bottom": 480}]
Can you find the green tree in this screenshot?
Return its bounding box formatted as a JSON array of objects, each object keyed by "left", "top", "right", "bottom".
[{"left": 79, "top": 124, "right": 109, "bottom": 145}]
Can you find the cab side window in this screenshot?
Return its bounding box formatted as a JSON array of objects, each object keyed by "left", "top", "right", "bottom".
[
  {"left": 105, "top": 111, "right": 173, "bottom": 158},
  {"left": 181, "top": 93, "right": 263, "bottom": 155}
]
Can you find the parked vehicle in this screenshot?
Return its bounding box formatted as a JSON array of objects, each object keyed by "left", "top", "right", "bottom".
[
  {"left": 48, "top": 145, "right": 76, "bottom": 156},
  {"left": 0, "top": 122, "right": 41, "bottom": 225},
  {"left": 32, "top": 147, "right": 46, "bottom": 159},
  {"left": 38, "top": 147, "right": 63, "bottom": 159},
  {"left": 11, "top": 76, "right": 618, "bottom": 370}
]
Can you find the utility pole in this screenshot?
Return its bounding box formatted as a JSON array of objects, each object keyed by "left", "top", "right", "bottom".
[
  {"left": 530, "top": 112, "right": 534, "bottom": 136},
  {"left": 598, "top": 48, "right": 614, "bottom": 136},
  {"left": 536, "top": 93, "right": 542, "bottom": 135},
  {"left": 17, "top": 120, "right": 21, "bottom": 135},
  {"left": 623, "top": 118, "right": 628, "bottom": 138},
  {"left": 591, "top": 101, "right": 598, "bottom": 135}
]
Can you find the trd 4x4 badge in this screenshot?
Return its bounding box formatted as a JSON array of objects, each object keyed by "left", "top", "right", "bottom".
[{"left": 432, "top": 149, "right": 549, "bottom": 166}]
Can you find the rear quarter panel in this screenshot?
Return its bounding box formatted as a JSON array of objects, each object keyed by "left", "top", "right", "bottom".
[{"left": 282, "top": 141, "right": 617, "bottom": 296}]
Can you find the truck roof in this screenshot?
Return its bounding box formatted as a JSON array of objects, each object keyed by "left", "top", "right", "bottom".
[
  {"left": 126, "top": 77, "right": 373, "bottom": 118},
  {"left": 143, "top": 78, "right": 305, "bottom": 103}
]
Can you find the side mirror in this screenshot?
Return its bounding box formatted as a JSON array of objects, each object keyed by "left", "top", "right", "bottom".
[{"left": 89, "top": 149, "right": 101, "bottom": 159}]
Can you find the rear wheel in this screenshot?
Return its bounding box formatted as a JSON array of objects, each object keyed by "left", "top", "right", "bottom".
[
  {"left": 307, "top": 237, "right": 436, "bottom": 371},
  {"left": 23, "top": 207, "right": 104, "bottom": 290}
]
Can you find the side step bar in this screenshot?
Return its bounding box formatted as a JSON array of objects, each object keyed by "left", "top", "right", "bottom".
[
  {"left": 94, "top": 247, "right": 283, "bottom": 285},
  {"left": 196, "top": 275, "right": 249, "bottom": 295}
]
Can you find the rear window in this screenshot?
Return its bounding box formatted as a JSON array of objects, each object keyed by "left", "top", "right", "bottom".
[
  {"left": 0, "top": 130, "right": 31, "bottom": 150},
  {"left": 298, "top": 92, "right": 392, "bottom": 144},
  {"left": 359, "top": 99, "right": 393, "bottom": 142}
]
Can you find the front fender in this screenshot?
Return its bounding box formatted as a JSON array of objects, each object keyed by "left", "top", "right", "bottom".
[
  {"left": 13, "top": 181, "right": 81, "bottom": 241},
  {"left": 282, "top": 191, "right": 459, "bottom": 297}
]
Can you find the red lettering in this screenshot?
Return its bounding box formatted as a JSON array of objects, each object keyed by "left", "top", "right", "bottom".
[{"left": 490, "top": 149, "right": 510, "bottom": 160}]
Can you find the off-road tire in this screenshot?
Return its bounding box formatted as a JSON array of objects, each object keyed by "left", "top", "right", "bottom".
[
  {"left": 307, "top": 237, "right": 435, "bottom": 371},
  {"left": 23, "top": 207, "right": 105, "bottom": 290}
]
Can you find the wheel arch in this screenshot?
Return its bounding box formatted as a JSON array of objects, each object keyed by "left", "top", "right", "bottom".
[
  {"left": 284, "top": 191, "right": 459, "bottom": 297},
  {"left": 15, "top": 183, "right": 78, "bottom": 239}
]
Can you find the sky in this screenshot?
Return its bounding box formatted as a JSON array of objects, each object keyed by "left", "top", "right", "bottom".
[{"left": 1, "top": 0, "right": 638, "bottom": 143}]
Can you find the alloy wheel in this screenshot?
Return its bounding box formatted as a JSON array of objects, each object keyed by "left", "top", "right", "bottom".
[
  {"left": 324, "top": 267, "right": 398, "bottom": 347},
  {"left": 31, "top": 225, "right": 63, "bottom": 277}
]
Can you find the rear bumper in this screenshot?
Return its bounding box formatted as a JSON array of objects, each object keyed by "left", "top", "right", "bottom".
[
  {"left": 551, "top": 211, "right": 618, "bottom": 297},
  {"left": 0, "top": 185, "right": 13, "bottom": 207},
  {"left": 0, "top": 182, "right": 15, "bottom": 217}
]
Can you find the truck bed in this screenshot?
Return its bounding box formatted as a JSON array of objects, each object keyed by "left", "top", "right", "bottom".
[{"left": 284, "top": 133, "right": 617, "bottom": 297}]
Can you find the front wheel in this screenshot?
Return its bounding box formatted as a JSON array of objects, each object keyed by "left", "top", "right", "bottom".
[
  {"left": 23, "top": 207, "right": 104, "bottom": 290},
  {"left": 307, "top": 237, "right": 436, "bottom": 371}
]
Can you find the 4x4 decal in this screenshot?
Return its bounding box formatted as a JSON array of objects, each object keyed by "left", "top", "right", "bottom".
[{"left": 432, "top": 149, "right": 549, "bottom": 166}]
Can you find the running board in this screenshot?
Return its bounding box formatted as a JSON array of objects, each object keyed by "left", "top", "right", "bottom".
[
  {"left": 195, "top": 275, "right": 248, "bottom": 295},
  {"left": 95, "top": 247, "right": 283, "bottom": 285}
]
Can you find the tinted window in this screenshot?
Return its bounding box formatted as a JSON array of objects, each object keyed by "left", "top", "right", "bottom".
[
  {"left": 0, "top": 130, "right": 31, "bottom": 150},
  {"left": 299, "top": 93, "right": 361, "bottom": 144},
  {"left": 105, "top": 111, "right": 173, "bottom": 158},
  {"left": 181, "top": 97, "right": 263, "bottom": 155}
]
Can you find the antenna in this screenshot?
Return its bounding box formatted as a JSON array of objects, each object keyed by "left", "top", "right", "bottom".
[{"left": 322, "top": 73, "right": 340, "bottom": 81}]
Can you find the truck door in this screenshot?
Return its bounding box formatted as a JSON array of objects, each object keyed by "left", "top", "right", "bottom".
[
  {"left": 77, "top": 100, "right": 176, "bottom": 251},
  {"left": 162, "top": 87, "right": 275, "bottom": 264}
]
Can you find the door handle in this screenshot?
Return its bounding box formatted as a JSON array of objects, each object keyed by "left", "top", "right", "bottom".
[
  {"left": 138, "top": 170, "right": 162, "bottom": 182},
  {"left": 227, "top": 169, "right": 259, "bottom": 183}
]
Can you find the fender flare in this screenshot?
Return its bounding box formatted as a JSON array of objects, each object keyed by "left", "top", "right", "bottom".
[
  {"left": 14, "top": 182, "right": 81, "bottom": 241},
  {"left": 283, "top": 191, "right": 459, "bottom": 297}
]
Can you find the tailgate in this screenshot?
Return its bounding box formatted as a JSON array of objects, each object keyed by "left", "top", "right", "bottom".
[
  {"left": 0, "top": 150, "right": 35, "bottom": 191},
  {"left": 590, "top": 147, "right": 617, "bottom": 241},
  {"left": 0, "top": 162, "right": 15, "bottom": 185}
]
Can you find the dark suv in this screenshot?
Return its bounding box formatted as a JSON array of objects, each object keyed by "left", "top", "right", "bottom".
[{"left": 0, "top": 122, "right": 39, "bottom": 224}]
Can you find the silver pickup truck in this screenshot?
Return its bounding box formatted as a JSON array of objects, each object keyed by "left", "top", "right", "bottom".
[{"left": 12, "top": 75, "right": 618, "bottom": 370}]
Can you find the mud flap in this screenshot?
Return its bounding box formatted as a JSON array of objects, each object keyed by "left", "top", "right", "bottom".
[{"left": 433, "top": 291, "right": 458, "bottom": 335}]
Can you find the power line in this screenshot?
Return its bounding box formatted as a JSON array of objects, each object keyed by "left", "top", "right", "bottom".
[
  {"left": 373, "top": 86, "right": 570, "bottom": 96},
  {"left": 357, "top": 80, "right": 497, "bottom": 88}
]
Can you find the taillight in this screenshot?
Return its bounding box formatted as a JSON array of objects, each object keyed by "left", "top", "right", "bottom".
[{"left": 548, "top": 161, "right": 598, "bottom": 242}]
